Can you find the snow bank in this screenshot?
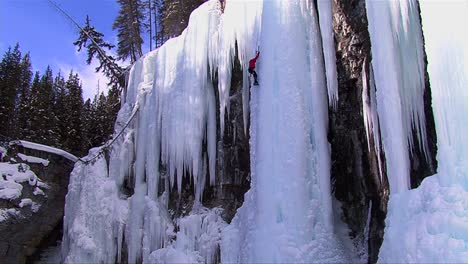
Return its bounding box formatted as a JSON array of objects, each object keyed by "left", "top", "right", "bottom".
[
  {"left": 379, "top": 176, "right": 468, "bottom": 262},
  {"left": 0, "top": 162, "right": 45, "bottom": 222},
  {"left": 18, "top": 153, "right": 49, "bottom": 166},
  {"left": 0, "top": 162, "right": 39, "bottom": 200},
  {"left": 14, "top": 140, "right": 78, "bottom": 162}
]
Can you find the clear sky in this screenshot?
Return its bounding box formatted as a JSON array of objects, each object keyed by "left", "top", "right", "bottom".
[{"left": 0, "top": 0, "right": 122, "bottom": 100}]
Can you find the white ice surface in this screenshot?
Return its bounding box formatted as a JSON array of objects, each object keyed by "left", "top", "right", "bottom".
[
  {"left": 366, "top": 0, "right": 429, "bottom": 193},
  {"left": 62, "top": 0, "right": 366, "bottom": 263},
  {"left": 17, "top": 153, "right": 49, "bottom": 166},
  {"left": 317, "top": 0, "right": 338, "bottom": 108},
  {"left": 222, "top": 1, "right": 347, "bottom": 262},
  {"left": 379, "top": 1, "right": 468, "bottom": 263}
]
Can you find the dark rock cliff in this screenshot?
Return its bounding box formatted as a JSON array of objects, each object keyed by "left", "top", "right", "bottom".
[{"left": 0, "top": 145, "right": 73, "bottom": 264}]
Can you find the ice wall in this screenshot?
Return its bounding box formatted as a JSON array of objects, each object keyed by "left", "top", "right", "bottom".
[
  {"left": 221, "top": 1, "right": 348, "bottom": 262},
  {"left": 378, "top": 1, "right": 468, "bottom": 262},
  {"left": 366, "top": 0, "right": 429, "bottom": 193},
  {"left": 63, "top": 1, "right": 262, "bottom": 263}
]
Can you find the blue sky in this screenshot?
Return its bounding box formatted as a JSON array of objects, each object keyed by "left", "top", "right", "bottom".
[{"left": 0, "top": 0, "right": 122, "bottom": 99}]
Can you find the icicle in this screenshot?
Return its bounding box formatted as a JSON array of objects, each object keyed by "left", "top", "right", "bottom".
[
  {"left": 366, "top": 0, "right": 430, "bottom": 193},
  {"left": 317, "top": 0, "right": 339, "bottom": 108},
  {"left": 362, "top": 60, "right": 384, "bottom": 180}
]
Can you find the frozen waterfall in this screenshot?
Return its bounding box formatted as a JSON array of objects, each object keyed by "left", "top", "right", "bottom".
[
  {"left": 378, "top": 1, "right": 468, "bottom": 262},
  {"left": 60, "top": 0, "right": 467, "bottom": 263}
]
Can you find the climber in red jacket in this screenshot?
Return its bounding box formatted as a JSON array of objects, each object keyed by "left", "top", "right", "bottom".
[{"left": 248, "top": 51, "right": 260, "bottom": 86}]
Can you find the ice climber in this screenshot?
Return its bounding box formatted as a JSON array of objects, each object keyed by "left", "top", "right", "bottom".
[{"left": 248, "top": 51, "right": 260, "bottom": 86}]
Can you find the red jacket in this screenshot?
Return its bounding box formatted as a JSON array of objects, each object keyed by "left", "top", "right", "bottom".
[{"left": 249, "top": 52, "right": 260, "bottom": 69}]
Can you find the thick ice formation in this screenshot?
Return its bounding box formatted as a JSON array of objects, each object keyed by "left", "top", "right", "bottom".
[
  {"left": 63, "top": 1, "right": 257, "bottom": 262},
  {"left": 379, "top": 1, "right": 468, "bottom": 262},
  {"left": 221, "top": 1, "right": 346, "bottom": 262},
  {"left": 366, "top": 0, "right": 429, "bottom": 193},
  {"left": 62, "top": 0, "right": 353, "bottom": 262}
]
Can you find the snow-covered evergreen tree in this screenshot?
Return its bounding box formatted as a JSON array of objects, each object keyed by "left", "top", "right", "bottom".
[{"left": 0, "top": 44, "right": 22, "bottom": 138}]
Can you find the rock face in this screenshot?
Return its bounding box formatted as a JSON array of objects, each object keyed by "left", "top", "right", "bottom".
[
  {"left": 329, "top": 0, "right": 437, "bottom": 262},
  {"left": 0, "top": 145, "right": 73, "bottom": 264}
]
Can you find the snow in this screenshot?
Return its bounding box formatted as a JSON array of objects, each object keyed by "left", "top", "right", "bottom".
[
  {"left": 366, "top": 0, "right": 430, "bottom": 193},
  {"left": 0, "top": 162, "right": 39, "bottom": 200},
  {"left": 33, "top": 186, "right": 45, "bottom": 196},
  {"left": 0, "top": 146, "right": 6, "bottom": 161},
  {"left": 378, "top": 1, "right": 468, "bottom": 263},
  {"left": 0, "top": 208, "right": 20, "bottom": 222},
  {"left": 14, "top": 140, "right": 78, "bottom": 162},
  {"left": 19, "top": 198, "right": 41, "bottom": 212},
  {"left": 17, "top": 153, "right": 49, "bottom": 166}
]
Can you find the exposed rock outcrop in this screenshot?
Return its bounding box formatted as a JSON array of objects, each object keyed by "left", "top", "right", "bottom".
[
  {"left": 0, "top": 145, "right": 73, "bottom": 264},
  {"left": 329, "top": 0, "right": 437, "bottom": 262}
]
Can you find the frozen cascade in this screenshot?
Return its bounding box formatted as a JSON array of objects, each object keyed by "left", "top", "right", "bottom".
[
  {"left": 221, "top": 0, "right": 348, "bottom": 262},
  {"left": 366, "top": 0, "right": 430, "bottom": 193},
  {"left": 378, "top": 1, "right": 468, "bottom": 262},
  {"left": 62, "top": 0, "right": 263, "bottom": 263},
  {"left": 62, "top": 0, "right": 356, "bottom": 262}
]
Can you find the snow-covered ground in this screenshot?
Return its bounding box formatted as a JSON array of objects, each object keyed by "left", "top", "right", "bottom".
[{"left": 0, "top": 161, "right": 48, "bottom": 222}]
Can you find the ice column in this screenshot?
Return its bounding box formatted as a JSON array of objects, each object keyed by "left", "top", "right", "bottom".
[{"left": 366, "top": 0, "right": 429, "bottom": 193}]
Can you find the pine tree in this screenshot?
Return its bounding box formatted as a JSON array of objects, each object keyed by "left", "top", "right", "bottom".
[
  {"left": 161, "top": 0, "right": 206, "bottom": 38},
  {"left": 152, "top": 0, "right": 166, "bottom": 48},
  {"left": 82, "top": 98, "right": 94, "bottom": 150},
  {"left": 53, "top": 72, "right": 68, "bottom": 147},
  {"left": 16, "top": 53, "right": 33, "bottom": 139},
  {"left": 74, "top": 16, "right": 124, "bottom": 87},
  {"left": 0, "top": 44, "right": 22, "bottom": 138},
  {"left": 105, "top": 85, "right": 121, "bottom": 137},
  {"left": 29, "top": 66, "right": 56, "bottom": 145},
  {"left": 64, "top": 71, "right": 84, "bottom": 155},
  {"left": 113, "top": 0, "right": 145, "bottom": 63}
]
